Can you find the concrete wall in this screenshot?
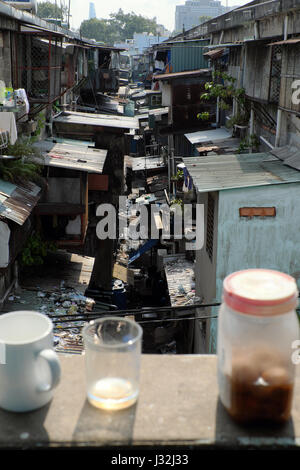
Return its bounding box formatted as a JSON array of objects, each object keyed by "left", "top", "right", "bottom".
[
  {"left": 204, "top": 182, "right": 300, "bottom": 352},
  {"left": 0, "top": 221, "right": 10, "bottom": 268},
  {"left": 194, "top": 190, "right": 219, "bottom": 354},
  {"left": 0, "top": 31, "right": 12, "bottom": 85},
  {"left": 244, "top": 43, "right": 272, "bottom": 101}
]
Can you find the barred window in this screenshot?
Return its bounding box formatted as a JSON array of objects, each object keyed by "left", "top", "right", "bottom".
[
  {"left": 206, "top": 193, "right": 215, "bottom": 262},
  {"left": 269, "top": 45, "right": 282, "bottom": 103}
]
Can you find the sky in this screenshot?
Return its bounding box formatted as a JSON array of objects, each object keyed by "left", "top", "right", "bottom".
[{"left": 46, "top": 0, "right": 249, "bottom": 32}]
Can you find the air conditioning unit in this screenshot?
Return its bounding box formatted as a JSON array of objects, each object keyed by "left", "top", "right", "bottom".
[{"left": 3, "top": 1, "right": 37, "bottom": 15}]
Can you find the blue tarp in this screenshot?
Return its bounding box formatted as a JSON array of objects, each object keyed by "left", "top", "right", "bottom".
[{"left": 128, "top": 239, "right": 158, "bottom": 265}]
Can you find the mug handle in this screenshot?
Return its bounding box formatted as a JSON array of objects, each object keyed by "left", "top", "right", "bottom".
[{"left": 36, "top": 349, "right": 61, "bottom": 393}]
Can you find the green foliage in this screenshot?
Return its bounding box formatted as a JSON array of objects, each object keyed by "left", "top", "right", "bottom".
[
  {"left": 21, "top": 232, "right": 57, "bottom": 267},
  {"left": 201, "top": 71, "right": 249, "bottom": 126},
  {"left": 226, "top": 113, "right": 248, "bottom": 128},
  {"left": 197, "top": 111, "right": 210, "bottom": 121},
  {"left": 0, "top": 113, "right": 45, "bottom": 185},
  {"left": 170, "top": 198, "right": 183, "bottom": 211},
  {"left": 0, "top": 158, "right": 41, "bottom": 186},
  {"left": 199, "top": 16, "right": 212, "bottom": 24},
  {"left": 52, "top": 101, "right": 61, "bottom": 114},
  {"left": 201, "top": 71, "right": 246, "bottom": 112},
  {"left": 80, "top": 9, "right": 158, "bottom": 45},
  {"left": 37, "top": 1, "right": 67, "bottom": 20},
  {"left": 171, "top": 169, "right": 184, "bottom": 181},
  {"left": 80, "top": 18, "right": 112, "bottom": 44},
  {"left": 237, "top": 135, "right": 260, "bottom": 154}
]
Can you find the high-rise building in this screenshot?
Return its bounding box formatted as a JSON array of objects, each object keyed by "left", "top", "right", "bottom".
[
  {"left": 175, "top": 0, "right": 231, "bottom": 32},
  {"left": 89, "top": 2, "right": 96, "bottom": 19}
]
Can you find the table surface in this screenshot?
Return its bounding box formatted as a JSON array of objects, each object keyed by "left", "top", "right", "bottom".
[{"left": 1, "top": 354, "right": 300, "bottom": 450}]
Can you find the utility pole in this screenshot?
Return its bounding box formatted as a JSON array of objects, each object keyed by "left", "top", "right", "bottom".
[
  {"left": 86, "top": 133, "right": 125, "bottom": 301},
  {"left": 68, "top": 0, "right": 71, "bottom": 29}
]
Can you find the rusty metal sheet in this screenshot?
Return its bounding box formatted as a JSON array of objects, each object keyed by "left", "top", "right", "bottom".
[
  {"left": 153, "top": 69, "right": 211, "bottom": 81},
  {"left": 0, "top": 180, "right": 41, "bottom": 225},
  {"left": 268, "top": 38, "right": 300, "bottom": 46},
  {"left": 33, "top": 141, "right": 108, "bottom": 174},
  {"left": 203, "top": 48, "right": 225, "bottom": 59}
]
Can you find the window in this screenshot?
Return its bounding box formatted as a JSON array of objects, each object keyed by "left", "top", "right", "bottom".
[
  {"left": 269, "top": 45, "right": 282, "bottom": 103},
  {"left": 206, "top": 193, "right": 215, "bottom": 262}
]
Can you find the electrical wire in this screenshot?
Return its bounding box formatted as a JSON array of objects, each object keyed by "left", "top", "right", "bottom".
[
  {"left": 52, "top": 314, "right": 219, "bottom": 330},
  {"left": 42, "top": 303, "right": 222, "bottom": 329}
]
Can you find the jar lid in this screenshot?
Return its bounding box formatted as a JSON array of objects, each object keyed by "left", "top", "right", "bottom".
[{"left": 223, "top": 269, "right": 299, "bottom": 315}]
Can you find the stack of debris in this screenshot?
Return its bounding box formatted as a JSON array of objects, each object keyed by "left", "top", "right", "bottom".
[
  {"left": 163, "top": 256, "right": 201, "bottom": 307},
  {"left": 7, "top": 284, "right": 96, "bottom": 354}
]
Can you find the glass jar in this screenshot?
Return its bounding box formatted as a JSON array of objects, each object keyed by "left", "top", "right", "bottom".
[{"left": 217, "top": 269, "right": 300, "bottom": 424}]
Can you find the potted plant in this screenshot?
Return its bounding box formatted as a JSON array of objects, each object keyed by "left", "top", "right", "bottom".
[
  {"left": 201, "top": 71, "right": 249, "bottom": 132},
  {"left": 171, "top": 169, "right": 184, "bottom": 191},
  {"left": 236, "top": 134, "right": 260, "bottom": 154}
]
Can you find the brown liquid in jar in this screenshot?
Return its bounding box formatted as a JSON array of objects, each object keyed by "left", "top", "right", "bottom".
[{"left": 226, "top": 348, "right": 294, "bottom": 423}]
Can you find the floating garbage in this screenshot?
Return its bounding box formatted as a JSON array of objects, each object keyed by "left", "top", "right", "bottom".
[
  {"left": 37, "top": 291, "right": 46, "bottom": 298},
  {"left": 14, "top": 285, "right": 97, "bottom": 353}
]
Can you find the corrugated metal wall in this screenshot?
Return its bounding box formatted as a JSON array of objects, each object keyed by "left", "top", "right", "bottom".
[{"left": 171, "top": 40, "right": 209, "bottom": 73}]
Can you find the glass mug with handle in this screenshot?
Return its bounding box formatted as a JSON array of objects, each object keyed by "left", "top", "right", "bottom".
[{"left": 0, "top": 311, "right": 61, "bottom": 412}]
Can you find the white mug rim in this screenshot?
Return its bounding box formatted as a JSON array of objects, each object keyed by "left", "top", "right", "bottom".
[{"left": 0, "top": 311, "right": 53, "bottom": 345}]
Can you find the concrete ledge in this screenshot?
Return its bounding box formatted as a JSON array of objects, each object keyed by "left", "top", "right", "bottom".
[{"left": 1, "top": 354, "right": 300, "bottom": 450}]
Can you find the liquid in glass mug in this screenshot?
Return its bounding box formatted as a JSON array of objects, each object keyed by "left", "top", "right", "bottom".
[
  {"left": 0, "top": 311, "right": 61, "bottom": 412},
  {"left": 82, "top": 316, "right": 143, "bottom": 411}
]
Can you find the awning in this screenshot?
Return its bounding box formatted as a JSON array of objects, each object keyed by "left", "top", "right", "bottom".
[
  {"left": 203, "top": 48, "right": 225, "bottom": 59},
  {"left": 153, "top": 69, "right": 210, "bottom": 81},
  {"left": 268, "top": 38, "right": 300, "bottom": 46},
  {"left": 204, "top": 43, "right": 243, "bottom": 48},
  {"left": 20, "top": 24, "right": 65, "bottom": 37},
  {"left": 0, "top": 179, "right": 41, "bottom": 225}
]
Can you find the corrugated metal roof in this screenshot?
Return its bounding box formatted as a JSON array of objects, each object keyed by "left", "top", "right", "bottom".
[
  {"left": 170, "top": 40, "right": 209, "bottom": 73},
  {"left": 136, "top": 107, "right": 169, "bottom": 120},
  {"left": 183, "top": 152, "right": 300, "bottom": 193},
  {"left": 33, "top": 141, "right": 108, "bottom": 174},
  {"left": 153, "top": 69, "right": 211, "bottom": 81},
  {"left": 53, "top": 111, "right": 140, "bottom": 130},
  {"left": 185, "top": 128, "right": 232, "bottom": 144},
  {"left": 0, "top": 179, "right": 41, "bottom": 225},
  {"left": 129, "top": 156, "right": 166, "bottom": 171},
  {"left": 270, "top": 145, "right": 300, "bottom": 171}
]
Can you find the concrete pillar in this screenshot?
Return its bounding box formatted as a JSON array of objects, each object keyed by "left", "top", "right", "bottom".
[{"left": 275, "top": 108, "right": 282, "bottom": 147}]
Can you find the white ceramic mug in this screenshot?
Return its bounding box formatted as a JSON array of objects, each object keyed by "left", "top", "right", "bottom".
[{"left": 0, "top": 311, "right": 61, "bottom": 412}]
